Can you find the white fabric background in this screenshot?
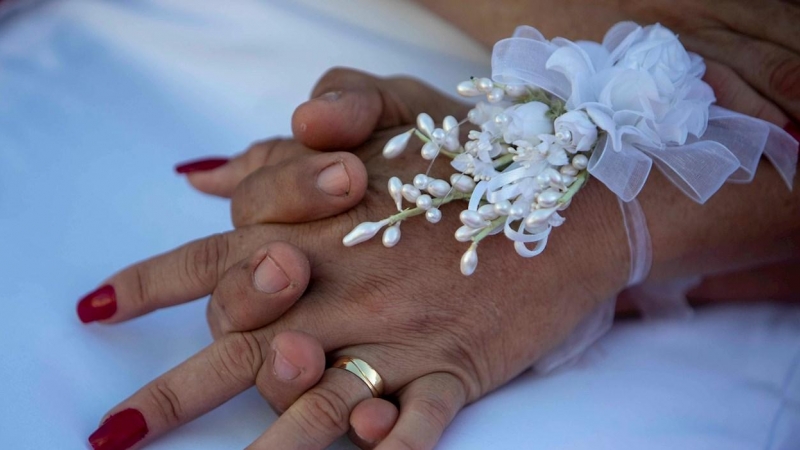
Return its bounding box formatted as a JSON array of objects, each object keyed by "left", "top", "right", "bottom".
[{"left": 0, "top": 1, "right": 798, "bottom": 449}]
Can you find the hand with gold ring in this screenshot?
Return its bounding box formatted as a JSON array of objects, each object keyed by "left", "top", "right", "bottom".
[
  {"left": 79, "top": 66, "right": 800, "bottom": 450},
  {"left": 77, "top": 103, "right": 635, "bottom": 449}
]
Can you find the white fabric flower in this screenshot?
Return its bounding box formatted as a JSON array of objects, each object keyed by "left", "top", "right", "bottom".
[
  {"left": 502, "top": 101, "right": 554, "bottom": 143},
  {"left": 546, "top": 23, "right": 715, "bottom": 149},
  {"left": 554, "top": 110, "right": 597, "bottom": 152}
]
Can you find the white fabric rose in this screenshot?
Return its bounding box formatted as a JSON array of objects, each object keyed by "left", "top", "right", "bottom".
[
  {"left": 546, "top": 22, "right": 715, "bottom": 150},
  {"left": 554, "top": 110, "right": 597, "bottom": 152},
  {"left": 502, "top": 101, "right": 554, "bottom": 143}
]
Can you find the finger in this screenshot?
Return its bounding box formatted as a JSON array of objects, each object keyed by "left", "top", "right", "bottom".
[
  {"left": 248, "top": 343, "right": 424, "bottom": 450},
  {"left": 177, "top": 139, "right": 316, "bottom": 198},
  {"left": 88, "top": 332, "right": 265, "bottom": 450},
  {"left": 375, "top": 373, "right": 466, "bottom": 450},
  {"left": 230, "top": 151, "right": 367, "bottom": 227},
  {"left": 247, "top": 368, "right": 374, "bottom": 450},
  {"left": 88, "top": 330, "right": 326, "bottom": 450},
  {"left": 684, "top": 29, "right": 800, "bottom": 122},
  {"left": 77, "top": 227, "right": 273, "bottom": 324},
  {"left": 208, "top": 242, "right": 310, "bottom": 335},
  {"left": 292, "top": 67, "right": 470, "bottom": 150},
  {"left": 713, "top": 1, "right": 800, "bottom": 56},
  {"left": 703, "top": 60, "right": 788, "bottom": 125},
  {"left": 348, "top": 399, "right": 399, "bottom": 450},
  {"left": 258, "top": 330, "right": 327, "bottom": 413}
]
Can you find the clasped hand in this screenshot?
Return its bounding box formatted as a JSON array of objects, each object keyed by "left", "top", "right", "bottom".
[{"left": 80, "top": 69, "right": 628, "bottom": 450}]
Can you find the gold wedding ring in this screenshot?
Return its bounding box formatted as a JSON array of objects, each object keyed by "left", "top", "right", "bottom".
[{"left": 332, "top": 356, "right": 385, "bottom": 398}]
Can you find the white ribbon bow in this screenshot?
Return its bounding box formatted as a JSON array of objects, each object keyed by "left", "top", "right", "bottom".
[{"left": 491, "top": 24, "right": 798, "bottom": 204}]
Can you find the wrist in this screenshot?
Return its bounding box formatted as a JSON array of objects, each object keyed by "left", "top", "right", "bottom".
[{"left": 638, "top": 162, "right": 800, "bottom": 281}]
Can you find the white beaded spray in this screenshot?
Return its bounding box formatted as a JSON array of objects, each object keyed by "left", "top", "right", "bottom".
[{"left": 344, "top": 77, "right": 597, "bottom": 275}]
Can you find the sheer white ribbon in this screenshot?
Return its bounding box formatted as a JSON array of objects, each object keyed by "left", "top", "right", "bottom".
[
  {"left": 503, "top": 23, "right": 799, "bottom": 372},
  {"left": 492, "top": 26, "right": 798, "bottom": 204}
]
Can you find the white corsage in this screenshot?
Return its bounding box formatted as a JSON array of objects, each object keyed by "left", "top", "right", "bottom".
[{"left": 343, "top": 22, "right": 798, "bottom": 276}]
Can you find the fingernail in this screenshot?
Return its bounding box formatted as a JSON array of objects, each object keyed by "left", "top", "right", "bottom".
[
  {"left": 317, "top": 162, "right": 350, "bottom": 196},
  {"left": 174, "top": 157, "right": 229, "bottom": 174},
  {"left": 77, "top": 285, "right": 117, "bottom": 324},
  {"left": 315, "top": 91, "right": 341, "bottom": 102},
  {"left": 785, "top": 122, "right": 799, "bottom": 146},
  {"left": 88, "top": 408, "right": 148, "bottom": 450},
  {"left": 253, "top": 256, "right": 290, "bottom": 294},
  {"left": 272, "top": 348, "right": 301, "bottom": 381}
]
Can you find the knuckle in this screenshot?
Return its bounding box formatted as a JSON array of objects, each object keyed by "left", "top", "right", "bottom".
[
  {"left": 294, "top": 387, "right": 351, "bottom": 438},
  {"left": 182, "top": 233, "right": 228, "bottom": 290},
  {"left": 246, "top": 138, "right": 284, "bottom": 166},
  {"left": 143, "top": 380, "right": 184, "bottom": 427},
  {"left": 768, "top": 56, "right": 800, "bottom": 99},
  {"left": 209, "top": 332, "right": 263, "bottom": 385},
  {"left": 129, "top": 263, "right": 155, "bottom": 311},
  {"left": 414, "top": 395, "right": 452, "bottom": 432}
]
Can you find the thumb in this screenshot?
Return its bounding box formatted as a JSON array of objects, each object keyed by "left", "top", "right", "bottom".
[{"left": 292, "top": 67, "right": 470, "bottom": 150}]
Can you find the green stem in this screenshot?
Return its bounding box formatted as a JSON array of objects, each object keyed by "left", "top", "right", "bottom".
[
  {"left": 387, "top": 191, "right": 471, "bottom": 226},
  {"left": 471, "top": 216, "right": 507, "bottom": 246},
  {"left": 557, "top": 170, "right": 589, "bottom": 205},
  {"left": 493, "top": 153, "right": 515, "bottom": 170}
]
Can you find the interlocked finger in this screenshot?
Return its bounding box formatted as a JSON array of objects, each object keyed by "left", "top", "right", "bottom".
[
  {"left": 207, "top": 241, "right": 311, "bottom": 337},
  {"left": 231, "top": 151, "right": 368, "bottom": 227},
  {"left": 179, "top": 138, "right": 317, "bottom": 198}
]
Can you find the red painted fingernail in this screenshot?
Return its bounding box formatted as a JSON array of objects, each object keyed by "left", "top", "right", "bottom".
[
  {"left": 77, "top": 285, "right": 117, "bottom": 323},
  {"left": 88, "top": 408, "right": 148, "bottom": 450},
  {"left": 174, "top": 157, "right": 229, "bottom": 174},
  {"left": 784, "top": 122, "right": 799, "bottom": 146}
]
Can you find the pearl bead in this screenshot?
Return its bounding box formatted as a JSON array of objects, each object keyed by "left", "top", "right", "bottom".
[
  {"left": 431, "top": 128, "right": 446, "bottom": 144},
  {"left": 457, "top": 80, "right": 480, "bottom": 97},
  {"left": 494, "top": 200, "right": 512, "bottom": 216},
  {"left": 416, "top": 194, "right": 432, "bottom": 210},
  {"left": 388, "top": 177, "right": 403, "bottom": 210},
  {"left": 459, "top": 210, "right": 489, "bottom": 229},
  {"left": 460, "top": 247, "right": 478, "bottom": 276},
  {"left": 478, "top": 204, "right": 499, "bottom": 220},
  {"left": 556, "top": 130, "right": 572, "bottom": 143},
  {"left": 444, "top": 135, "right": 460, "bottom": 151},
  {"left": 413, "top": 174, "right": 430, "bottom": 190},
  {"left": 535, "top": 172, "right": 550, "bottom": 187},
  {"left": 450, "top": 173, "right": 476, "bottom": 193},
  {"left": 509, "top": 204, "right": 527, "bottom": 219},
  {"left": 504, "top": 84, "right": 528, "bottom": 97},
  {"left": 382, "top": 224, "right": 401, "bottom": 248},
  {"left": 401, "top": 184, "right": 420, "bottom": 202},
  {"left": 524, "top": 208, "right": 554, "bottom": 228},
  {"left": 561, "top": 174, "right": 575, "bottom": 186},
  {"left": 382, "top": 129, "right": 413, "bottom": 159},
  {"left": 494, "top": 113, "right": 510, "bottom": 127},
  {"left": 443, "top": 115, "right": 459, "bottom": 132},
  {"left": 487, "top": 87, "right": 504, "bottom": 103},
  {"left": 427, "top": 179, "right": 451, "bottom": 197},
  {"left": 560, "top": 165, "right": 578, "bottom": 176},
  {"left": 476, "top": 77, "right": 494, "bottom": 93},
  {"left": 416, "top": 113, "right": 434, "bottom": 137},
  {"left": 425, "top": 207, "right": 442, "bottom": 223},
  {"left": 571, "top": 154, "right": 588, "bottom": 170},
  {"left": 467, "top": 109, "right": 481, "bottom": 124},
  {"left": 455, "top": 225, "right": 480, "bottom": 242},
  {"left": 421, "top": 142, "right": 439, "bottom": 160},
  {"left": 537, "top": 189, "right": 561, "bottom": 207},
  {"left": 342, "top": 219, "right": 388, "bottom": 246}
]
